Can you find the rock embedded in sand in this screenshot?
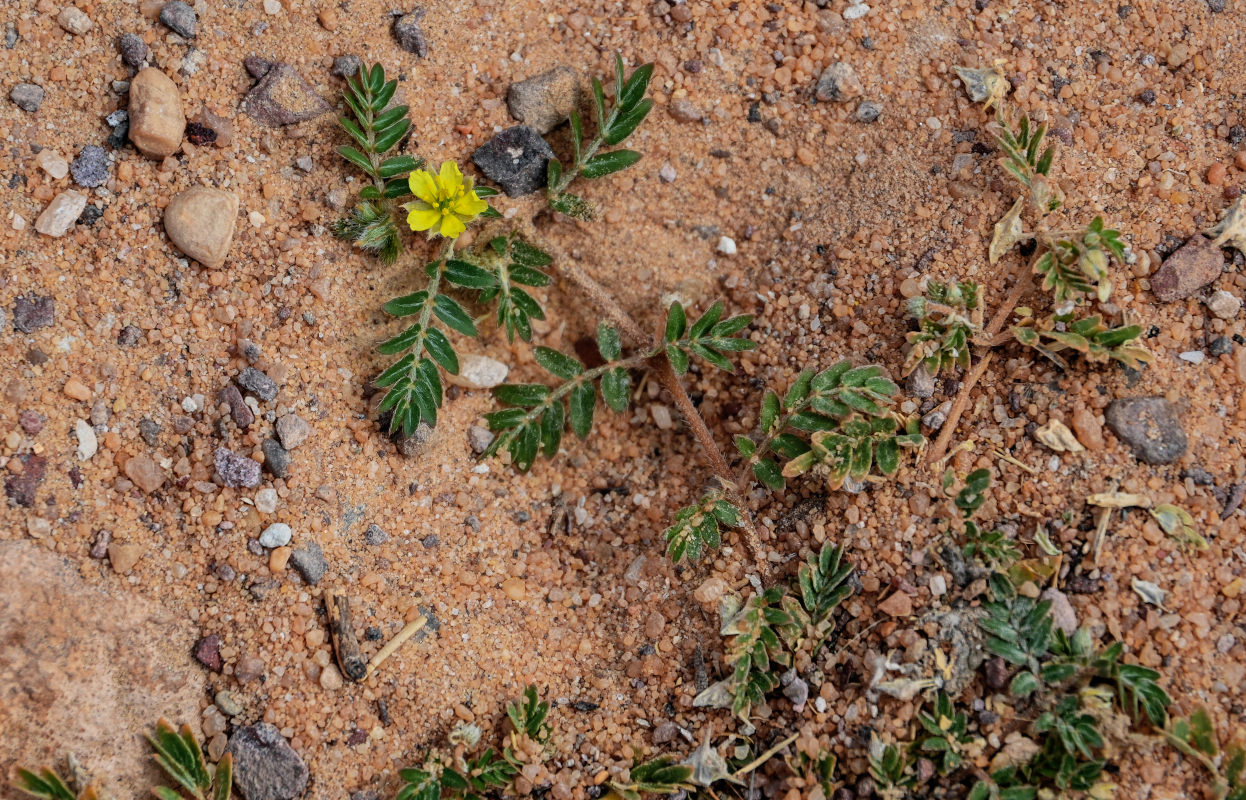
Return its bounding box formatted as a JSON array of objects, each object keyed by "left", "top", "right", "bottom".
[
  {"left": 392, "top": 7, "right": 428, "bottom": 56},
  {"left": 259, "top": 523, "right": 292, "bottom": 548},
  {"left": 1150, "top": 235, "right": 1223, "bottom": 301},
  {"left": 275, "top": 413, "right": 309, "bottom": 450},
  {"left": 815, "top": 61, "right": 863, "bottom": 102},
  {"left": 507, "top": 66, "right": 580, "bottom": 134},
  {"left": 164, "top": 186, "right": 238, "bottom": 267},
  {"left": 471, "top": 126, "right": 554, "bottom": 197},
  {"left": 447, "top": 353, "right": 509, "bottom": 389},
  {"left": 57, "top": 6, "right": 94, "bottom": 35},
  {"left": 13, "top": 294, "right": 54, "bottom": 332},
  {"left": 128, "top": 68, "right": 186, "bottom": 157},
  {"left": 10, "top": 83, "right": 45, "bottom": 112},
  {"left": 107, "top": 542, "right": 145, "bottom": 574},
  {"left": 242, "top": 62, "right": 330, "bottom": 126},
  {"left": 215, "top": 447, "right": 261, "bottom": 488},
  {"left": 158, "top": 0, "right": 197, "bottom": 37},
  {"left": 124, "top": 454, "right": 166, "bottom": 493},
  {"left": 1104, "top": 396, "right": 1187, "bottom": 464},
  {"left": 35, "top": 190, "right": 88, "bottom": 237},
  {"left": 878, "top": 590, "right": 913, "bottom": 617},
  {"left": 118, "top": 32, "right": 149, "bottom": 68},
  {"left": 227, "top": 723, "right": 309, "bottom": 800}
]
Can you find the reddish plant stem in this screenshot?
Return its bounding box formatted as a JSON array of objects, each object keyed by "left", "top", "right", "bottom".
[{"left": 925, "top": 267, "right": 1032, "bottom": 466}]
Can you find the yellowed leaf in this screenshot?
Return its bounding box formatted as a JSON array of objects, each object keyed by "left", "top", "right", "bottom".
[
  {"left": 1087, "top": 492, "right": 1152, "bottom": 509},
  {"left": 1035, "top": 419, "right": 1084, "bottom": 453},
  {"left": 1208, "top": 196, "right": 1246, "bottom": 257},
  {"left": 989, "top": 196, "right": 1027, "bottom": 264}
]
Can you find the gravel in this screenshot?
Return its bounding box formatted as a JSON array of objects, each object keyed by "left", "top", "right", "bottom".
[
  {"left": 236, "top": 367, "right": 279, "bottom": 401},
  {"left": 332, "top": 54, "right": 362, "bottom": 78},
  {"left": 215, "top": 447, "right": 262, "bottom": 488},
  {"left": 1104, "top": 397, "right": 1188, "bottom": 464},
  {"left": 289, "top": 541, "right": 327, "bottom": 585},
  {"left": 159, "top": 1, "right": 198, "bottom": 37},
  {"left": 117, "top": 33, "right": 149, "bottom": 68},
  {"left": 13, "top": 294, "right": 54, "bottom": 333},
  {"left": 10, "top": 83, "right": 45, "bottom": 113},
  {"left": 392, "top": 8, "right": 428, "bottom": 56},
  {"left": 70, "top": 145, "right": 109, "bottom": 188},
  {"left": 259, "top": 523, "right": 292, "bottom": 548},
  {"left": 226, "top": 723, "right": 309, "bottom": 800},
  {"left": 471, "top": 126, "right": 554, "bottom": 196},
  {"left": 261, "top": 438, "right": 290, "bottom": 478}
]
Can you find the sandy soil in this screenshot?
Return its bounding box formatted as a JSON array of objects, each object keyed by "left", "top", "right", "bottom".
[{"left": 2, "top": 0, "right": 1245, "bottom": 797}]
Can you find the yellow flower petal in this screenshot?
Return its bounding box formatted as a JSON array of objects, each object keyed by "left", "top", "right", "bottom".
[
  {"left": 438, "top": 161, "right": 464, "bottom": 194},
  {"left": 438, "top": 213, "right": 466, "bottom": 239},
  {"left": 450, "top": 190, "right": 488, "bottom": 217},
  {"left": 408, "top": 170, "right": 439, "bottom": 205},
  {"left": 406, "top": 206, "right": 441, "bottom": 232}
]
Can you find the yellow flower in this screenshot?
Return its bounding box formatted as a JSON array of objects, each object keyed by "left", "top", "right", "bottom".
[{"left": 402, "top": 161, "right": 488, "bottom": 239}]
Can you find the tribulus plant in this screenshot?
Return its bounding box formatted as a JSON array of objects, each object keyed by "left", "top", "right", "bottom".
[{"left": 904, "top": 280, "right": 983, "bottom": 378}]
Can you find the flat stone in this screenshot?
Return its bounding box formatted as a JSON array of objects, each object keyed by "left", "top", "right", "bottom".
[
  {"left": 57, "top": 6, "right": 94, "bottom": 34},
  {"left": 507, "top": 66, "right": 580, "bottom": 135},
  {"left": 1041, "top": 588, "right": 1078, "bottom": 635},
  {"left": 227, "top": 723, "right": 309, "bottom": 800},
  {"left": 447, "top": 353, "right": 509, "bottom": 389},
  {"left": 364, "top": 524, "right": 389, "bottom": 546},
  {"left": 124, "top": 454, "right": 165, "bottom": 493},
  {"left": 193, "top": 634, "right": 223, "bottom": 672},
  {"left": 35, "top": 190, "right": 88, "bottom": 237},
  {"left": 275, "top": 414, "right": 309, "bottom": 450},
  {"left": 467, "top": 425, "right": 494, "bottom": 454},
  {"left": 70, "top": 145, "right": 109, "bottom": 188},
  {"left": 75, "top": 419, "right": 98, "bottom": 460},
  {"left": 35, "top": 149, "right": 68, "bottom": 179},
  {"left": 879, "top": 590, "right": 913, "bottom": 617},
  {"left": 1105, "top": 397, "right": 1187, "bottom": 464},
  {"left": 259, "top": 523, "right": 292, "bottom": 548},
  {"left": 392, "top": 7, "right": 427, "bottom": 56},
  {"left": 668, "top": 98, "right": 702, "bottom": 123},
  {"left": 117, "top": 33, "right": 149, "bottom": 68},
  {"left": 215, "top": 447, "right": 261, "bottom": 488},
  {"left": 10, "top": 83, "right": 45, "bottom": 112},
  {"left": 243, "top": 63, "right": 330, "bottom": 127},
  {"left": 159, "top": 0, "right": 197, "bottom": 37},
  {"left": 471, "top": 126, "right": 554, "bottom": 197},
  {"left": 13, "top": 294, "right": 54, "bottom": 333},
  {"left": 289, "top": 541, "right": 326, "bottom": 585},
  {"left": 236, "top": 367, "right": 278, "bottom": 401},
  {"left": 107, "top": 542, "right": 145, "bottom": 574},
  {"left": 219, "top": 384, "right": 254, "bottom": 428},
  {"left": 1207, "top": 289, "right": 1241, "bottom": 320},
  {"left": 261, "top": 439, "right": 290, "bottom": 478},
  {"left": 331, "top": 54, "right": 362, "bottom": 78},
  {"left": 1151, "top": 235, "right": 1223, "bottom": 301},
  {"left": 128, "top": 68, "right": 185, "bottom": 157},
  {"left": 164, "top": 186, "right": 238, "bottom": 267},
  {"left": 815, "top": 61, "right": 862, "bottom": 102}
]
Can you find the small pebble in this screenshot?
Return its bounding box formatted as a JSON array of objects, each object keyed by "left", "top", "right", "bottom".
[
  {"left": 1179, "top": 350, "right": 1205, "bottom": 364},
  {"left": 1207, "top": 289, "right": 1240, "bottom": 320},
  {"left": 75, "top": 419, "right": 97, "bottom": 460},
  {"left": 215, "top": 447, "right": 261, "bottom": 488},
  {"left": 716, "top": 236, "right": 737, "bottom": 255},
  {"left": 364, "top": 524, "right": 389, "bottom": 545},
  {"left": 259, "top": 522, "right": 292, "bottom": 548},
  {"left": 159, "top": 0, "right": 198, "bottom": 37},
  {"left": 70, "top": 146, "right": 109, "bottom": 189},
  {"left": 118, "top": 33, "right": 149, "bottom": 68},
  {"left": 275, "top": 413, "right": 310, "bottom": 449},
  {"left": 35, "top": 150, "right": 69, "bottom": 179},
  {"left": 35, "top": 191, "right": 88, "bottom": 237},
  {"left": 255, "top": 488, "right": 278, "bottom": 514},
  {"left": 332, "top": 55, "right": 363, "bottom": 78},
  {"left": 10, "top": 83, "right": 45, "bottom": 113},
  {"left": 658, "top": 163, "right": 677, "bottom": 183},
  {"left": 448, "top": 354, "right": 509, "bottom": 389},
  {"left": 57, "top": 6, "right": 94, "bottom": 35},
  {"left": 392, "top": 7, "right": 428, "bottom": 56}
]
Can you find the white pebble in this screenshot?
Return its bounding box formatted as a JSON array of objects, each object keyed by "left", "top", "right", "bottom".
[
  {"left": 1206, "top": 289, "right": 1241, "bottom": 321},
  {"left": 181, "top": 396, "right": 200, "bottom": 412},
  {"left": 1179, "top": 350, "right": 1205, "bottom": 364},
  {"left": 843, "top": 3, "right": 870, "bottom": 19},
  {"left": 263, "top": 0, "right": 282, "bottom": 13},
  {"left": 259, "top": 522, "right": 292, "bottom": 548},
  {"left": 255, "top": 488, "right": 278, "bottom": 514},
  {"left": 75, "top": 419, "right": 97, "bottom": 460},
  {"left": 36, "top": 150, "right": 69, "bottom": 179},
  {"left": 930, "top": 575, "right": 947, "bottom": 597},
  {"left": 716, "top": 236, "right": 737, "bottom": 255},
  {"left": 12, "top": 214, "right": 26, "bottom": 231},
  {"left": 658, "top": 163, "right": 677, "bottom": 183},
  {"left": 650, "top": 404, "right": 673, "bottom": 429},
  {"left": 249, "top": 210, "right": 266, "bottom": 227}
]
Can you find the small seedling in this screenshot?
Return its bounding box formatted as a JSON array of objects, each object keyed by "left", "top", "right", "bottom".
[
  {"left": 867, "top": 736, "right": 913, "bottom": 800},
  {"left": 916, "top": 692, "right": 976, "bottom": 774},
  {"left": 605, "top": 755, "right": 694, "bottom": 800},
  {"left": 904, "top": 280, "right": 983, "bottom": 378},
  {"left": 1166, "top": 708, "right": 1246, "bottom": 800}
]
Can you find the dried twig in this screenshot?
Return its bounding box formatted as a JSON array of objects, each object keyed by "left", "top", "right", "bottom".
[{"left": 366, "top": 616, "right": 427, "bottom": 678}]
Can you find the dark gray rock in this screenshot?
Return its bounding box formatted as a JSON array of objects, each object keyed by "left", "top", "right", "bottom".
[
  {"left": 244, "top": 55, "right": 273, "bottom": 79},
  {"left": 905, "top": 364, "right": 936, "bottom": 399},
  {"left": 236, "top": 367, "right": 278, "bottom": 401},
  {"left": 331, "top": 55, "right": 362, "bottom": 78},
  {"left": 392, "top": 8, "right": 427, "bottom": 57},
  {"left": 226, "top": 723, "right": 309, "bottom": 800},
  {"left": 289, "top": 541, "right": 326, "bottom": 585},
  {"left": 215, "top": 447, "right": 261, "bottom": 488},
  {"left": 5, "top": 454, "right": 46, "bottom": 507},
  {"left": 118, "top": 324, "right": 143, "bottom": 346},
  {"left": 1105, "top": 397, "right": 1187, "bottom": 464},
  {"left": 117, "top": 33, "right": 149, "bottom": 68},
  {"left": 471, "top": 126, "right": 554, "bottom": 197},
  {"left": 219, "top": 384, "right": 254, "bottom": 428},
  {"left": 138, "top": 418, "right": 161, "bottom": 447},
  {"left": 13, "top": 294, "right": 54, "bottom": 333},
  {"left": 261, "top": 438, "right": 290, "bottom": 478},
  {"left": 70, "top": 145, "right": 109, "bottom": 188},
  {"left": 1151, "top": 235, "right": 1223, "bottom": 302},
  {"left": 242, "top": 63, "right": 330, "bottom": 127},
  {"left": 159, "top": 1, "right": 197, "bottom": 37},
  {"left": 1209, "top": 336, "right": 1234, "bottom": 356},
  {"left": 10, "top": 83, "right": 44, "bottom": 112}
]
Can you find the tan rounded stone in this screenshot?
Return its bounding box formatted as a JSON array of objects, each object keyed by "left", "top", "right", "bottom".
[
  {"left": 164, "top": 186, "right": 239, "bottom": 267},
  {"left": 128, "top": 68, "right": 186, "bottom": 158}
]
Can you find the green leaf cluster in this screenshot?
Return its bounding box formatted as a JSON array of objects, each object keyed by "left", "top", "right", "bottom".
[
  {"left": 606, "top": 756, "right": 694, "bottom": 800},
  {"left": 147, "top": 719, "right": 233, "bottom": 800},
  {"left": 868, "top": 739, "right": 914, "bottom": 800},
  {"left": 663, "top": 493, "right": 742, "bottom": 563},
  {"left": 547, "top": 55, "right": 654, "bottom": 219},
  {"left": 723, "top": 587, "right": 796, "bottom": 720},
  {"left": 1167, "top": 708, "right": 1246, "bottom": 800},
  {"left": 483, "top": 322, "right": 634, "bottom": 472},
  {"left": 992, "top": 112, "right": 1059, "bottom": 210},
  {"left": 735, "top": 361, "right": 919, "bottom": 492},
  {"left": 903, "top": 280, "right": 982, "bottom": 378},
  {"left": 505, "top": 685, "right": 551, "bottom": 751},
  {"left": 662, "top": 300, "right": 756, "bottom": 375},
  {"left": 1029, "top": 217, "right": 1127, "bottom": 304},
  {"left": 942, "top": 469, "right": 1021, "bottom": 569},
  {"left": 1012, "top": 310, "right": 1151, "bottom": 372},
  {"left": 916, "top": 692, "right": 975, "bottom": 774},
  {"left": 786, "top": 542, "right": 854, "bottom": 657},
  {"left": 333, "top": 63, "right": 424, "bottom": 264},
  {"left": 13, "top": 770, "right": 85, "bottom": 800},
  {"left": 472, "top": 235, "right": 553, "bottom": 342}
]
